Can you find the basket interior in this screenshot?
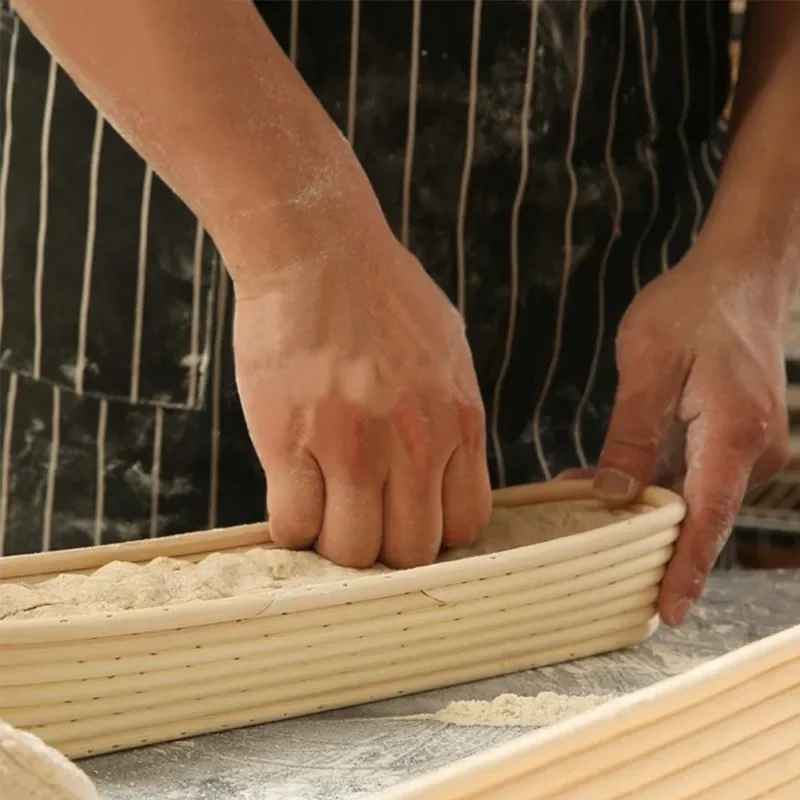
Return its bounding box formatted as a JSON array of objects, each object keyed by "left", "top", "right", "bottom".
[{"left": 2, "top": 482, "right": 660, "bottom": 586}]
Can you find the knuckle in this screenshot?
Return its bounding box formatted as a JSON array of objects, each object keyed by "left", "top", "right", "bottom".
[
  {"left": 336, "top": 414, "right": 380, "bottom": 478},
  {"left": 733, "top": 383, "right": 784, "bottom": 446},
  {"left": 615, "top": 314, "right": 684, "bottom": 382},
  {"left": 411, "top": 438, "right": 438, "bottom": 475},
  {"left": 599, "top": 435, "right": 658, "bottom": 479},
  {"left": 457, "top": 403, "right": 485, "bottom": 449},
  {"left": 615, "top": 310, "right": 643, "bottom": 345},
  {"left": 257, "top": 406, "right": 308, "bottom": 460},
  {"left": 391, "top": 402, "right": 440, "bottom": 474},
  {"left": 605, "top": 433, "right": 660, "bottom": 455},
  {"left": 730, "top": 408, "right": 770, "bottom": 454},
  {"left": 616, "top": 311, "right": 658, "bottom": 355}
]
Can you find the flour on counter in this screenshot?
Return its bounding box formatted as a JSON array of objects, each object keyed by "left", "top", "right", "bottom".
[
  {"left": 428, "top": 692, "right": 615, "bottom": 726},
  {"left": 0, "top": 500, "right": 634, "bottom": 620}
]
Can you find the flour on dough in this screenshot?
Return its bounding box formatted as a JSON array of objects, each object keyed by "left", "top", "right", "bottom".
[
  {"left": 0, "top": 717, "right": 99, "bottom": 800},
  {"left": 0, "top": 500, "right": 634, "bottom": 620}
]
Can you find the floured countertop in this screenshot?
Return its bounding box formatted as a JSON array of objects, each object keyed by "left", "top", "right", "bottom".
[{"left": 81, "top": 571, "right": 800, "bottom": 800}]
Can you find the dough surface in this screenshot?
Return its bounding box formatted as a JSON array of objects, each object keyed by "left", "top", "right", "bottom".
[
  {"left": 0, "top": 500, "right": 634, "bottom": 621},
  {"left": 0, "top": 717, "right": 99, "bottom": 800}
]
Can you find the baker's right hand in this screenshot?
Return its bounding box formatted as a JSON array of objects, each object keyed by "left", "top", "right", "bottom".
[{"left": 231, "top": 223, "right": 492, "bottom": 569}]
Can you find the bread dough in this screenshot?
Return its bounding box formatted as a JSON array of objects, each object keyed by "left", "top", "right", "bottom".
[
  {"left": 0, "top": 500, "right": 634, "bottom": 620},
  {"left": 0, "top": 717, "right": 99, "bottom": 800}
]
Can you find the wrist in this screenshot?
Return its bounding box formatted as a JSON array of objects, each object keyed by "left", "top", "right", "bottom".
[
  {"left": 696, "top": 190, "right": 800, "bottom": 305},
  {"left": 192, "top": 119, "right": 391, "bottom": 294},
  {"left": 205, "top": 157, "right": 393, "bottom": 298}
]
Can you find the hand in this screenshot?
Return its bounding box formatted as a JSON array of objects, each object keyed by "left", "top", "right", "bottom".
[
  {"left": 592, "top": 243, "right": 789, "bottom": 625},
  {"left": 232, "top": 230, "right": 492, "bottom": 569}
]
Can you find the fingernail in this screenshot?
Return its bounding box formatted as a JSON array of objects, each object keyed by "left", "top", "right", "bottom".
[
  {"left": 668, "top": 598, "right": 693, "bottom": 625},
  {"left": 593, "top": 468, "right": 636, "bottom": 501}
]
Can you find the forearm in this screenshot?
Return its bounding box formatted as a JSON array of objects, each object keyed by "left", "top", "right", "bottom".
[
  {"left": 699, "top": 1, "right": 800, "bottom": 296},
  {"left": 14, "top": 0, "right": 384, "bottom": 285}
]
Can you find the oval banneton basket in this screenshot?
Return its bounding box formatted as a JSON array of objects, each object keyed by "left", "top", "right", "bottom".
[
  {"left": 376, "top": 623, "right": 800, "bottom": 800},
  {"left": 0, "top": 480, "right": 684, "bottom": 760}
]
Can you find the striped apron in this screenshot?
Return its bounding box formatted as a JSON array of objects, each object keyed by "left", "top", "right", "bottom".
[{"left": 0, "top": 0, "right": 732, "bottom": 555}]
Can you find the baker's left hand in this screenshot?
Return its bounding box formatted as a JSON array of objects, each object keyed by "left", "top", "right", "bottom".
[{"left": 593, "top": 241, "right": 790, "bottom": 626}]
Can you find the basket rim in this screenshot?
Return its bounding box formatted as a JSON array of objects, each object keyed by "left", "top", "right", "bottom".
[{"left": 0, "top": 481, "right": 684, "bottom": 638}]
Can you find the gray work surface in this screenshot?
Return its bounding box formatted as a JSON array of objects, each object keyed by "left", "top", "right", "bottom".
[{"left": 84, "top": 570, "right": 800, "bottom": 800}]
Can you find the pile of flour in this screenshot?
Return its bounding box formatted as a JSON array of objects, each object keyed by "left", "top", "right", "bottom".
[
  {"left": 427, "top": 692, "right": 615, "bottom": 727},
  {"left": 0, "top": 500, "right": 634, "bottom": 621}
]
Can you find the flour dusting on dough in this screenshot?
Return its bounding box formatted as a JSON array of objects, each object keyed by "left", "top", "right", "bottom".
[{"left": 0, "top": 500, "right": 635, "bottom": 620}]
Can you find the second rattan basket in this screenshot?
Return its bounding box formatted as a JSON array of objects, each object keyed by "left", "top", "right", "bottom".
[{"left": 377, "top": 622, "right": 800, "bottom": 799}]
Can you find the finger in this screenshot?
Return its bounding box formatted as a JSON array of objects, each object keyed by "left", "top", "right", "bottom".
[
  {"left": 441, "top": 445, "right": 492, "bottom": 549},
  {"left": 266, "top": 452, "right": 325, "bottom": 549},
  {"left": 381, "top": 464, "right": 444, "bottom": 568},
  {"left": 748, "top": 415, "right": 789, "bottom": 488},
  {"left": 659, "top": 413, "right": 762, "bottom": 625},
  {"left": 554, "top": 467, "right": 595, "bottom": 481},
  {"left": 594, "top": 345, "right": 690, "bottom": 504},
  {"left": 310, "top": 404, "right": 388, "bottom": 567},
  {"left": 315, "top": 480, "right": 384, "bottom": 568},
  {"left": 379, "top": 396, "right": 460, "bottom": 567},
  {"left": 652, "top": 421, "right": 687, "bottom": 487}
]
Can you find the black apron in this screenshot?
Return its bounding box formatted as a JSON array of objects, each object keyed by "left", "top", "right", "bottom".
[{"left": 0, "top": 0, "right": 731, "bottom": 555}]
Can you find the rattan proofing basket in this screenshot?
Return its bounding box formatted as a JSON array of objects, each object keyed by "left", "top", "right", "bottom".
[
  {"left": 377, "top": 622, "right": 800, "bottom": 800},
  {"left": 0, "top": 480, "right": 684, "bottom": 760}
]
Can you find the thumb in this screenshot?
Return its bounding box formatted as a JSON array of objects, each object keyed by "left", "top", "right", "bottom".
[{"left": 595, "top": 349, "right": 690, "bottom": 504}]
